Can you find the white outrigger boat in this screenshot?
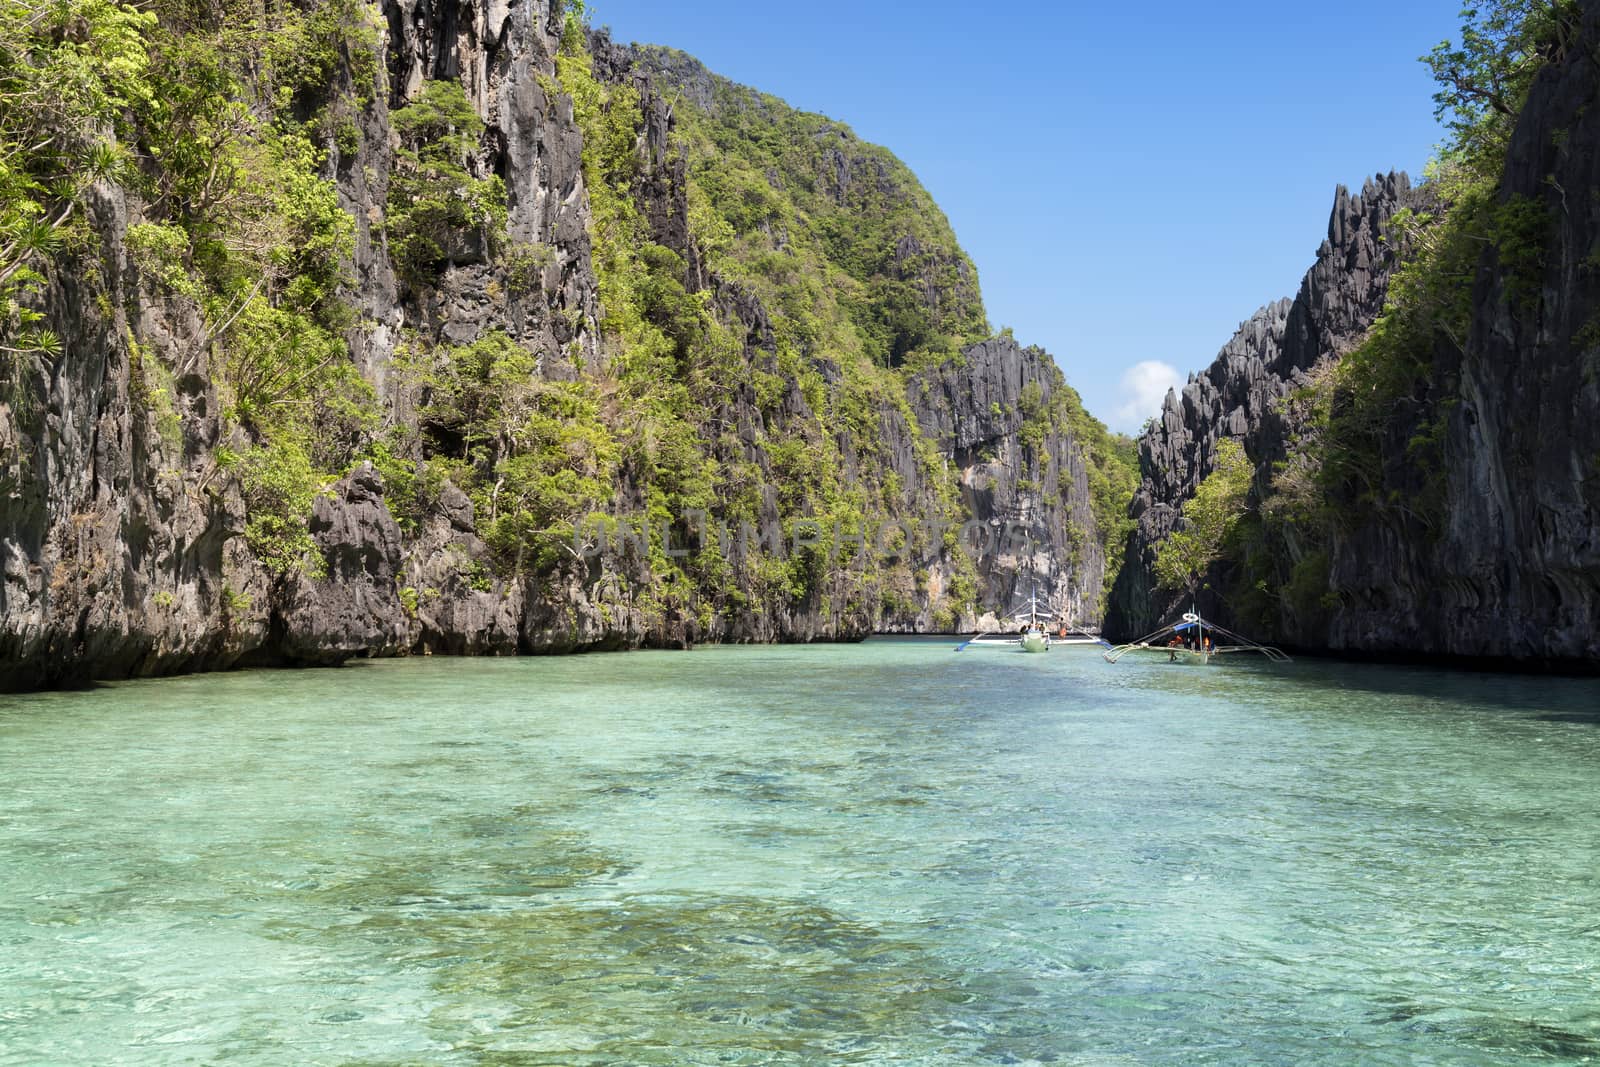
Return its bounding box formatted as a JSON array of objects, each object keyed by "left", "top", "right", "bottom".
[
  {"left": 1102, "top": 609, "right": 1291, "bottom": 665},
  {"left": 955, "top": 589, "right": 1103, "bottom": 654}
]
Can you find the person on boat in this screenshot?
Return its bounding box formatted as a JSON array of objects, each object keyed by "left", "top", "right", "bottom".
[
  {"left": 1203, "top": 636, "right": 1214, "bottom": 654},
  {"left": 1166, "top": 634, "right": 1183, "bottom": 662}
]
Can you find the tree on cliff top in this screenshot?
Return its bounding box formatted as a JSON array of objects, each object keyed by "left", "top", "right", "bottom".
[{"left": 1426, "top": 0, "right": 1583, "bottom": 177}]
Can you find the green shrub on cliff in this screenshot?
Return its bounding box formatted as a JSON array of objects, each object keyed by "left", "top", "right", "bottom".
[
  {"left": 13, "top": 0, "right": 386, "bottom": 577},
  {"left": 1425, "top": 0, "right": 1582, "bottom": 179},
  {"left": 0, "top": 0, "right": 153, "bottom": 372},
  {"left": 477, "top": 380, "right": 619, "bottom": 574},
  {"left": 218, "top": 441, "right": 327, "bottom": 577},
  {"left": 387, "top": 79, "right": 508, "bottom": 286},
  {"left": 415, "top": 331, "right": 540, "bottom": 459},
  {"left": 1154, "top": 438, "right": 1252, "bottom": 595}
]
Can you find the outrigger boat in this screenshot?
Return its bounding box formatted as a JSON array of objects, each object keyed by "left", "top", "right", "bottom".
[
  {"left": 956, "top": 588, "right": 1102, "bottom": 653},
  {"left": 1102, "top": 609, "right": 1291, "bottom": 665}
]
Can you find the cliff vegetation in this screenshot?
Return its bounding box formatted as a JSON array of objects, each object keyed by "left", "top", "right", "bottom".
[
  {"left": 1109, "top": 0, "right": 1600, "bottom": 667},
  {"left": 0, "top": 0, "right": 1135, "bottom": 689}
]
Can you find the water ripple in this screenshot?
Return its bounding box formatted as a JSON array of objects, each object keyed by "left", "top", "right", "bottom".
[{"left": 0, "top": 643, "right": 1597, "bottom": 1064}]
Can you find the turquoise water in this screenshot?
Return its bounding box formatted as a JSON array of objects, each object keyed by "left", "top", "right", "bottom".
[{"left": 2, "top": 641, "right": 1598, "bottom": 1065}]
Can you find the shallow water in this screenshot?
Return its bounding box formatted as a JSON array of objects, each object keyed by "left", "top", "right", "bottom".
[{"left": 2, "top": 641, "right": 1598, "bottom": 1065}]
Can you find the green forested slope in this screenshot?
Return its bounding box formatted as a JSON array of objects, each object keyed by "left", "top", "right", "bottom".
[
  {"left": 603, "top": 35, "right": 1136, "bottom": 605},
  {"left": 629, "top": 43, "right": 988, "bottom": 369},
  {"left": 0, "top": 0, "right": 1138, "bottom": 688}
]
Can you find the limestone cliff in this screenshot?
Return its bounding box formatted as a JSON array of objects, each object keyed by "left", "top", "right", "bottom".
[
  {"left": 1107, "top": 2, "right": 1600, "bottom": 669},
  {"left": 1327, "top": 1, "right": 1600, "bottom": 664},
  {"left": 0, "top": 0, "right": 1120, "bottom": 690},
  {"left": 1105, "top": 173, "right": 1417, "bottom": 638}
]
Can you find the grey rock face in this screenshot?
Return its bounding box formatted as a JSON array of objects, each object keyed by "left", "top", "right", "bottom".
[
  {"left": 1326, "top": 5, "right": 1600, "bottom": 665},
  {"left": 0, "top": 1, "right": 1114, "bottom": 691},
  {"left": 1109, "top": 7, "right": 1600, "bottom": 668},
  {"left": 400, "top": 481, "right": 523, "bottom": 656},
  {"left": 908, "top": 338, "right": 1106, "bottom": 624},
  {"left": 1106, "top": 173, "right": 1414, "bottom": 639},
  {"left": 390, "top": 0, "right": 599, "bottom": 364},
  {"left": 0, "top": 178, "right": 267, "bottom": 691},
  {"left": 275, "top": 464, "right": 408, "bottom": 666}
]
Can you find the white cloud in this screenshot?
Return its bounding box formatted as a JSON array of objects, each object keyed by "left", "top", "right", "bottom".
[{"left": 1111, "top": 360, "right": 1182, "bottom": 435}]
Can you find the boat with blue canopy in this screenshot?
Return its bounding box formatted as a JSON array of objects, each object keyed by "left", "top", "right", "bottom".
[{"left": 1102, "top": 609, "right": 1291, "bottom": 665}]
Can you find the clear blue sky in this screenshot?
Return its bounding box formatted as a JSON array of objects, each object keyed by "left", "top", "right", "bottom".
[{"left": 585, "top": 0, "right": 1462, "bottom": 433}]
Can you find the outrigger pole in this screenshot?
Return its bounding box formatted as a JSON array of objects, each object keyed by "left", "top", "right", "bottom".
[{"left": 1102, "top": 610, "right": 1291, "bottom": 664}]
